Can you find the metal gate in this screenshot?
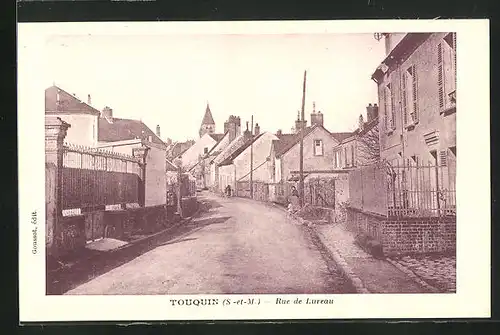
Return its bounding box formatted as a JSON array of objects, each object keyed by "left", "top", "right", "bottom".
[{"left": 306, "top": 178, "right": 336, "bottom": 209}]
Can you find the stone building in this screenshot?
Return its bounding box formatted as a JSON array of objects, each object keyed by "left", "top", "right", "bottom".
[{"left": 371, "top": 32, "right": 456, "bottom": 170}]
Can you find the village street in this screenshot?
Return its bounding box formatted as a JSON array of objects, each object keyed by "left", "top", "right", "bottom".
[{"left": 65, "top": 192, "right": 354, "bottom": 295}]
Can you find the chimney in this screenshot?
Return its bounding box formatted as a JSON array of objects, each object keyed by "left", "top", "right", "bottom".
[
  {"left": 224, "top": 115, "right": 241, "bottom": 143},
  {"left": 101, "top": 106, "right": 113, "bottom": 121},
  {"left": 295, "top": 110, "right": 307, "bottom": 134},
  {"left": 358, "top": 114, "right": 364, "bottom": 131},
  {"left": 366, "top": 103, "right": 379, "bottom": 122},
  {"left": 156, "top": 125, "right": 161, "bottom": 138},
  {"left": 276, "top": 129, "right": 282, "bottom": 136},
  {"left": 243, "top": 121, "right": 252, "bottom": 139},
  {"left": 87, "top": 94, "right": 92, "bottom": 105},
  {"left": 254, "top": 123, "right": 260, "bottom": 136}
]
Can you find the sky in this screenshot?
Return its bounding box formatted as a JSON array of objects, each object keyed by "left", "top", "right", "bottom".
[{"left": 44, "top": 33, "right": 386, "bottom": 142}]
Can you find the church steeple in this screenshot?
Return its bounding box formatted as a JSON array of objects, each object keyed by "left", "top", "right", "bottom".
[{"left": 199, "top": 102, "right": 216, "bottom": 137}]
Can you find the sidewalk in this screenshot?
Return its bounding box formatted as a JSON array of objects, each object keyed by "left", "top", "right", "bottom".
[
  {"left": 312, "top": 224, "right": 431, "bottom": 293},
  {"left": 47, "top": 206, "right": 203, "bottom": 295}
]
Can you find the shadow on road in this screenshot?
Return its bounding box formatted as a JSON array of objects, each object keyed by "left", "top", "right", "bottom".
[{"left": 47, "top": 199, "right": 231, "bottom": 295}]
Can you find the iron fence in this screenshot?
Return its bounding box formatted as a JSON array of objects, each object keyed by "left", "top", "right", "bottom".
[
  {"left": 348, "top": 159, "right": 456, "bottom": 218},
  {"left": 61, "top": 143, "right": 143, "bottom": 213},
  {"left": 387, "top": 159, "right": 456, "bottom": 218}
]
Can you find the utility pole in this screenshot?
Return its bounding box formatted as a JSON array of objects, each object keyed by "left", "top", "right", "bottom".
[
  {"left": 250, "top": 115, "right": 254, "bottom": 199},
  {"left": 299, "top": 70, "right": 307, "bottom": 207}
]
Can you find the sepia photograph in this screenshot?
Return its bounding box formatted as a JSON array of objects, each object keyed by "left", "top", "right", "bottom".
[{"left": 18, "top": 20, "right": 490, "bottom": 321}]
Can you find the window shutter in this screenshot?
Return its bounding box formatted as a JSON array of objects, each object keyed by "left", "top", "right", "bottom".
[
  {"left": 402, "top": 71, "right": 408, "bottom": 125},
  {"left": 412, "top": 65, "right": 419, "bottom": 122},
  {"left": 390, "top": 84, "right": 396, "bottom": 129},
  {"left": 384, "top": 86, "right": 389, "bottom": 130},
  {"left": 453, "top": 32, "right": 457, "bottom": 92},
  {"left": 438, "top": 42, "right": 445, "bottom": 109},
  {"left": 439, "top": 149, "right": 448, "bottom": 167}
]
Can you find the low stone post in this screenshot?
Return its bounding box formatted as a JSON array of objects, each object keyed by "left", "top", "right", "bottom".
[{"left": 45, "top": 116, "right": 70, "bottom": 259}]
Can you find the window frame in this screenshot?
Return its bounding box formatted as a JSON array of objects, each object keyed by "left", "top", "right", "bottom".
[{"left": 313, "top": 139, "right": 324, "bottom": 156}]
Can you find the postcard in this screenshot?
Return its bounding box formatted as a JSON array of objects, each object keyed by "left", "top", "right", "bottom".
[{"left": 18, "top": 19, "right": 490, "bottom": 322}]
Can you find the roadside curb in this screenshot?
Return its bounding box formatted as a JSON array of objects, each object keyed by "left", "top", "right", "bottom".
[
  {"left": 305, "top": 222, "right": 370, "bottom": 294},
  {"left": 386, "top": 258, "right": 441, "bottom": 293},
  {"left": 274, "top": 204, "right": 370, "bottom": 294}
]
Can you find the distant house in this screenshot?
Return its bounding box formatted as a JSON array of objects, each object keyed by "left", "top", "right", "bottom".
[
  {"left": 217, "top": 124, "right": 277, "bottom": 196},
  {"left": 268, "top": 109, "right": 341, "bottom": 185},
  {"left": 267, "top": 106, "right": 355, "bottom": 205},
  {"left": 186, "top": 114, "right": 244, "bottom": 191},
  {"left": 333, "top": 103, "right": 380, "bottom": 169}
]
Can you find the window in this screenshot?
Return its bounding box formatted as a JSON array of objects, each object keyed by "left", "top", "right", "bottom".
[
  {"left": 402, "top": 65, "right": 419, "bottom": 126},
  {"left": 314, "top": 139, "right": 323, "bottom": 156},
  {"left": 344, "top": 147, "right": 348, "bottom": 167},
  {"left": 204, "top": 147, "right": 208, "bottom": 154},
  {"left": 333, "top": 150, "right": 338, "bottom": 168}
]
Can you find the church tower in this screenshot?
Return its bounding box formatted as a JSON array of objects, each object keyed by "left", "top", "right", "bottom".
[{"left": 199, "top": 102, "right": 216, "bottom": 137}]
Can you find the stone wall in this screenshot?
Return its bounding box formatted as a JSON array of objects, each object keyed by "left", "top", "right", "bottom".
[
  {"left": 345, "top": 207, "right": 456, "bottom": 256},
  {"left": 59, "top": 215, "right": 86, "bottom": 254},
  {"left": 54, "top": 198, "right": 199, "bottom": 259}
]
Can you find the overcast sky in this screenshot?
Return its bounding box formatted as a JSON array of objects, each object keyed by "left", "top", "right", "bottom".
[{"left": 44, "top": 33, "right": 386, "bottom": 142}]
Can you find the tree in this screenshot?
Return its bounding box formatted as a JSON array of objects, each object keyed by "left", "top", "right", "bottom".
[{"left": 356, "top": 123, "right": 380, "bottom": 166}]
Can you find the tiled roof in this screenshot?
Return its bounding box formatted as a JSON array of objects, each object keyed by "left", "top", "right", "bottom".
[
  {"left": 169, "top": 140, "right": 195, "bottom": 159},
  {"left": 45, "top": 86, "right": 100, "bottom": 115},
  {"left": 274, "top": 127, "right": 315, "bottom": 158},
  {"left": 166, "top": 159, "right": 178, "bottom": 172},
  {"left": 331, "top": 132, "right": 354, "bottom": 142},
  {"left": 98, "top": 117, "right": 165, "bottom": 146},
  {"left": 206, "top": 131, "right": 229, "bottom": 156},
  {"left": 218, "top": 133, "right": 264, "bottom": 166},
  {"left": 201, "top": 103, "right": 215, "bottom": 125},
  {"left": 209, "top": 133, "right": 225, "bottom": 142}
]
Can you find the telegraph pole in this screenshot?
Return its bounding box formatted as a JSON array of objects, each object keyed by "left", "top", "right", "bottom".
[
  {"left": 299, "top": 70, "right": 307, "bottom": 207},
  {"left": 250, "top": 115, "right": 254, "bottom": 199}
]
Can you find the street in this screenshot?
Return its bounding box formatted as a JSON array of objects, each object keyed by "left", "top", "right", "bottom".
[{"left": 65, "top": 192, "right": 353, "bottom": 295}]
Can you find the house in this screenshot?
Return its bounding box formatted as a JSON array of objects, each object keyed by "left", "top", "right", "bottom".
[
  {"left": 268, "top": 107, "right": 341, "bottom": 185},
  {"left": 45, "top": 86, "right": 100, "bottom": 147},
  {"left": 371, "top": 33, "right": 456, "bottom": 170},
  {"left": 267, "top": 105, "right": 348, "bottom": 205},
  {"left": 217, "top": 123, "right": 277, "bottom": 198},
  {"left": 333, "top": 103, "right": 380, "bottom": 169},
  {"left": 179, "top": 108, "right": 241, "bottom": 186},
  {"left": 338, "top": 32, "right": 457, "bottom": 256},
  {"left": 45, "top": 85, "right": 169, "bottom": 207}
]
